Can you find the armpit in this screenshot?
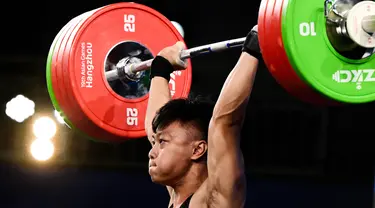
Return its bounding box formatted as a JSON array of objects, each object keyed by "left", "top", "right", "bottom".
[
  {"left": 205, "top": 177, "right": 246, "bottom": 208},
  {"left": 206, "top": 188, "right": 222, "bottom": 208}
]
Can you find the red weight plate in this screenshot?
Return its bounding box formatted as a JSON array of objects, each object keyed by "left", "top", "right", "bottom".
[
  {"left": 56, "top": 11, "right": 98, "bottom": 133},
  {"left": 53, "top": 8, "right": 108, "bottom": 132},
  {"left": 258, "top": 0, "right": 333, "bottom": 105},
  {"left": 51, "top": 14, "right": 86, "bottom": 128},
  {"left": 67, "top": 3, "right": 192, "bottom": 141},
  {"left": 59, "top": 9, "right": 122, "bottom": 141}
]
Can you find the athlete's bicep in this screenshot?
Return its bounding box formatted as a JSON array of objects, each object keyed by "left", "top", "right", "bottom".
[{"left": 206, "top": 120, "right": 246, "bottom": 207}]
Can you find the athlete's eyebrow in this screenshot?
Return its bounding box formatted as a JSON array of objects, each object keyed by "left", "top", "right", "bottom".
[{"left": 154, "top": 131, "right": 164, "bottom": 140}]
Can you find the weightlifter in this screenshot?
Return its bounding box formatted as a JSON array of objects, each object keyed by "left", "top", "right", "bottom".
[{"left": 145, "top": 25, "right": 261, "bottom": 208}]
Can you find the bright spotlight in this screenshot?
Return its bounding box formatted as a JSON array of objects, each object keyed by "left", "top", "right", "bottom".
[
  {"left": 54, "top": 110, "right": 65, "bottom": 124},
  {"left": 5, "top": 94, "right": 35, "bottom": 123},
  {"left": 33, "top": 116, "right": 57, "bottom": 140},
  {"left": 30, "top": 138, "right": 54, "bottom": 161},
  {"left": 171, "top": 21, "right": 184, "bottom": 38}
]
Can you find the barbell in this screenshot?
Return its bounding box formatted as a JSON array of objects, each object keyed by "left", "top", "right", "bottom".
[{"left": 46, "top": 0, "right": 375, "bottom": 143}]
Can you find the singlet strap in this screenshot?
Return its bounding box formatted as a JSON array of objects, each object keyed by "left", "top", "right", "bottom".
[{"left": 169, "top": 194, "right": 193, "bottom": 208}]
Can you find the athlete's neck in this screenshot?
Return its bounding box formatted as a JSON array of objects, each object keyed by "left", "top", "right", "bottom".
[{"left": 171, "top": 163, "right": 207, "bottom": 207}]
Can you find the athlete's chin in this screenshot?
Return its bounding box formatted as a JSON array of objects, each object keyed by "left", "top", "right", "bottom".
[
  {"left": 149, "top": 171, "right": 168, "bottom": 185},
  {"left": 150, "top": 176, "right": 160, "bottom": 183},
  {"left": 149, "top": 168, "right": 160, "bottom": 181},
  {"left": 150, "top": 175, "right": 167, "bottom": 185},
  {"left": 149, "top": 167, "right": 173, "bottom": 184}
]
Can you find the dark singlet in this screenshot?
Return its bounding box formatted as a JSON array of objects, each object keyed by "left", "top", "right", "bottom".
[{"left": 169, "top": 194, "right": 193, "bottom": 208}]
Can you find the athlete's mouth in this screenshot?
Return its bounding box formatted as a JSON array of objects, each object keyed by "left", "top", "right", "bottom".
[{"left": 149, "top": 161, "right": 156, "bottom": 167}]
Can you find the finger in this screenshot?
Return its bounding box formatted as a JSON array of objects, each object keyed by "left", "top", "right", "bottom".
[
  {"left": 183, "top": 60, "right": 188, "bottom": 68},
  {"left": 175, "top": 57, "right": 187, "bottom": 69}
]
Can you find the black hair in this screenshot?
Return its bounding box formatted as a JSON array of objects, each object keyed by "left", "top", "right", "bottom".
[{"left": 151, "top": 96, "right": 214, "bottom": 141}]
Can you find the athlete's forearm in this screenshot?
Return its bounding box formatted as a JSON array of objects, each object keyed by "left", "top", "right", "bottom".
[
  {"left": 145, "top": 56, "right": 176, "bottom": 138},
  {"left": 211, "top": 52, "right": 258, "bottom": 127},
  {"left": 145, "top": 77, "right": 171, "bottom": 138}
]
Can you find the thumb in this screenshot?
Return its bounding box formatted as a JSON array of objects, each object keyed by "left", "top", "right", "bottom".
[{"left": 175, "top": 41, "right": 186, "bottom": 50}]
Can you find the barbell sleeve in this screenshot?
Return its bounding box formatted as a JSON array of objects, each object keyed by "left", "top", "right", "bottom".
[
  {"left": 105, "top": 37, "right": 246, "bottom": 82},
  {"left": 362, "top": 15, "right": 375, "bottom": 34}
]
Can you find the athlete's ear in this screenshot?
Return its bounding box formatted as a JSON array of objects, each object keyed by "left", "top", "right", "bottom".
[{"left": 191, "top": 140, "right": 207, "bottom": 161}]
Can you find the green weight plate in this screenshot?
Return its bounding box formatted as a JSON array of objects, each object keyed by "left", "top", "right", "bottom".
[{"left": 282, "top": 0, "right": 375, "bottom": 104}]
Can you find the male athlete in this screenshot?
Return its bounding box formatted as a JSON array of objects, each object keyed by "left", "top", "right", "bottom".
[{"left": 145, "top": 25, "right": 261, "bottom": 208}]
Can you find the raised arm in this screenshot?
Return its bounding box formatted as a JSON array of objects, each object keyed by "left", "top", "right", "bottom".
[
  {"left": 145, "top": 41, "right": 188, "bottom": 140},
  {"left": 145, "top": 76, "right": 171, "bottom": 137},
  {"left": 207, "top": 26, "right": 261, "bottom": 207},
  {"left": 144, "top": 41, "right": 188, "bottom": 204}
]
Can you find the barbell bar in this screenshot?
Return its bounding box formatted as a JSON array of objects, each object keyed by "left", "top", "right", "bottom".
[
  {"left": 107, "top": 10, "right": 375, "bottom": 82},
  {"left": 46, "top": 1, "right": 375, "bottom": 143},
  {"left": 105, "top": 37, "right": 246, "bottom": 82}
]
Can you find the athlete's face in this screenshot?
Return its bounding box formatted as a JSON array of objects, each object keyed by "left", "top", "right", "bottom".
[{"left": 148, "top": 122, "right": 206, "bottom": 185}]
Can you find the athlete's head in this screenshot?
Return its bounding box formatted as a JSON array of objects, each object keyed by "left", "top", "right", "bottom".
[{"left": 148, "top": 97, "right": 214, "bottom": 185}]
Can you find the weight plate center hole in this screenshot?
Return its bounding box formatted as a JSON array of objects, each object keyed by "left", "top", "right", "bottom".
[
  {"left": 104, "top": 41, "right": 154, "bottom": 100},
  {"left": 325, "top": 0, "right": 375, "bottom": 60}
]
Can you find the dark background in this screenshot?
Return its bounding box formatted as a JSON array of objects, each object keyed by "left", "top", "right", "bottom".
[{"left": 0, "top": 0, "right": 374, "bottom": 207}]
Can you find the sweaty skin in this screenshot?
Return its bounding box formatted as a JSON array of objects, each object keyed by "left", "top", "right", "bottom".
[{"left": 145, "top": 41, "right": 259, "bottom": 208}]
